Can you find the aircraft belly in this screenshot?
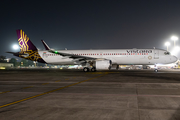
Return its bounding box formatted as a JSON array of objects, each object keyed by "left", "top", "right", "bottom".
[
  {"left": 114, "top": 56, "right": 140, "bottom": 64},
  {"left": 115, "top": 55, "right": 156, "bottom": 65}
]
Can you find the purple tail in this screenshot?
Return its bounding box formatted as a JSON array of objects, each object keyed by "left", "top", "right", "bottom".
[
  {"left": 16, "top": 29, "right": 37, "bottom": 51},
  {"left": 15, "top": 29, "right": 46, "bottom": 63}
]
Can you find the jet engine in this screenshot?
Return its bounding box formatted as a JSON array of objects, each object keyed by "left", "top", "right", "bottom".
[{"left": 95, "top": 60, "right": 112, "bottom": 70}]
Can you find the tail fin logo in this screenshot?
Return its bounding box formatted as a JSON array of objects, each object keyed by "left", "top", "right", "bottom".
[
  {"left": 15, "top": 30, "right": 46, "bottom": 63},
  {"left": 18, "top": 30, "right": 29, "bottom": 51},
  {"left": 16, "top": 29, "right": 37, "bottom": 51}
]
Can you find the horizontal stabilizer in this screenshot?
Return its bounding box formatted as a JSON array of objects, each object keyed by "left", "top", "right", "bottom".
[{"left": 6, "top": 52, "right": 27, "bottom": 55}]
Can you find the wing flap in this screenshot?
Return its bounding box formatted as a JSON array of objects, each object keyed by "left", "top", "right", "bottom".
[{"left": 41, "top": 40, "right": 104, "bottom": 62}]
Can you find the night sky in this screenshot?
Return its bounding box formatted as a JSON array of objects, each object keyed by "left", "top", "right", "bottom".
[{"left": 1, "top": 0, "right": 180, "bottom": 58}]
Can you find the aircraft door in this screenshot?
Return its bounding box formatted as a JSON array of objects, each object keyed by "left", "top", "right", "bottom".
[{"left": 154, "top": 50, "right": 159, "bottom": 59}]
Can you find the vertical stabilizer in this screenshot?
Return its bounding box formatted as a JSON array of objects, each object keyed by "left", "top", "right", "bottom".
[
  {"left": 14, "top": 29, "right": 46, "bottom": 63},
  {"left": 16, "top": 29, "right": 37, "bottom": 51}
]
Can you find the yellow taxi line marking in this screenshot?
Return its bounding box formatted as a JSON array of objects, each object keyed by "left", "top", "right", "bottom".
[
  {"left": 65, "top": 79, "right": 69, "bottom": 80},
  {"left": 86, "top": 72, "right": 119, "bottom": 74},
  {"left": 86, "top": 72, "right": 106, "bottom": 74},
  {"left": 55, "top": 80, "right": 61, "bottom": 82},
  {"left": 42, "top": 83, "right": 49, "bottom": 85},
  {"left": 0, "top": 91, "right": 11, "bottom": 94},
  {"left": 0, "top": 86, "right": 34, "bottom": 95},
  {"left": 0, "top": 74, "right": 106, "bottom": 108},
  {"left": 22, "top": 86, "right": 33, "bottom": 89}
]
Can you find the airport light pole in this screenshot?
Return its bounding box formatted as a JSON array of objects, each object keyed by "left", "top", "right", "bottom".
[
  {"left": 171, "top": 36, "right": 178, "bottom": 47},
  {"left": 33, "top": 61, "right": 37, "bottom": 67},
  {"left": 165, "top": 42, "right": 170, "bottom": 51}
]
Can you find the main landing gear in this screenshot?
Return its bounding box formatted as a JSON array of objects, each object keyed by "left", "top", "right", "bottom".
[
  {"left": 91, "top": 67, "right": 96, "bottom": 72},
  {"left": 83, "top": 67, "right": 89, "bottom": 72},
  {"left": 83, "top": 67, "right": 96, "bottom": 72}
]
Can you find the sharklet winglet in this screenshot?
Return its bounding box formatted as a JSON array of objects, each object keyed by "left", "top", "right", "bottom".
[{"left": 41, "top": 40, "right": 50, "bottom": 50}]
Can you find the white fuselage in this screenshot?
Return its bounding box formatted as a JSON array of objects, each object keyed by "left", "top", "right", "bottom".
[{"left": 38, "top": 49, "right": 178, "bottom": 65}]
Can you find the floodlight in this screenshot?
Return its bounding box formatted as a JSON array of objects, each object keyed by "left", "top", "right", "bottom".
[
  {"left": 171, "top": 36, "right": 178, "bottom": 41},
  {"left": 13, "top": 44, "right": 19, "bottom": 50},
  {"left": 171, "top": 46, "right": 180, "bottom": 56},
  {"left": 165, "top": 42, "right": 170, "bottom": 46}
]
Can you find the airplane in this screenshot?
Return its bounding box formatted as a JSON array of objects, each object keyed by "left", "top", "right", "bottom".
[{"left": 7, "top": 29, "right": 178, "bottom": 72}]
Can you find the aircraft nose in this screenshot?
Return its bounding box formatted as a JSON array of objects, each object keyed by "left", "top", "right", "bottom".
[{"left": 172, "top": 56, "right": 178, "bottom": 62}]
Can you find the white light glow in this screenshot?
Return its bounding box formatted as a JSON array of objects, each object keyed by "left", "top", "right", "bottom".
[
  {"left": 171, "top": 36, "right": 178, "bottom": 41},
  {"left": 13, "top": 44, "right": 19, "bottom": 50},
  {"left": 170, "top": 46, "right": 180, "bottom": 56},
  {"left": 165, "top": 42, "right": 170, "bottom": 46}
]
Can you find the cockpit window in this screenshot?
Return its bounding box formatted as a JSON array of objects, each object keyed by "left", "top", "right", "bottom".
[{"left": 164, "top": 51, "right": 170, "bottom": 55}]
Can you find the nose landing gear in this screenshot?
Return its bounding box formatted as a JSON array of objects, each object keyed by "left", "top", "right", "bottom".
[
  {"left": 154, "top": 64, "right": 158, "bottom": 72},
  {"left": 154, "top": 69, "right": 158, "bottom": 72}
]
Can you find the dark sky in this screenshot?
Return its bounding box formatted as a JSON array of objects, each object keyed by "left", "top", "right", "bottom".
[{"left": 1, "top": 0, "right": 180, "bottom": 58}]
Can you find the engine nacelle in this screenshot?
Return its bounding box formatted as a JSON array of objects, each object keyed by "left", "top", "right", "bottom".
[{"left": 95, "top": 60, "right": 112, "bottom": 70}]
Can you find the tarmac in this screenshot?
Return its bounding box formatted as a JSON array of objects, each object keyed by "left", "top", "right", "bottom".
[{"left": 0, "top": 69, "right": 180, "bottom": 120}]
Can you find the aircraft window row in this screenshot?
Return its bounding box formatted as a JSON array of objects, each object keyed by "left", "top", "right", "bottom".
[
  {"left": 44, "top": 54, "right": 60, "bottom": 56},
  {"left": 45, "top": 53, "right": 149, "bottom": 56},
  {"left": 73, "top": 53, "right": 148, "bottom": 55},
  {"left": 74, "top": 53, "right": 99, "bottom": 55}
]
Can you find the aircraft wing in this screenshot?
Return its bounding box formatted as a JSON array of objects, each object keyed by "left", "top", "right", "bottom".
[
  {"left": 41, "top": 40, "right": 107, "bottom": 61},
  {"left": 48, "top": 49, "right": 97, "bottom": 61},
  {"left": 41, "top": 40, "right": 103, "bottom": 61},
  {"left": 41, "top": 40, "right": 50, "bottom": 50}
]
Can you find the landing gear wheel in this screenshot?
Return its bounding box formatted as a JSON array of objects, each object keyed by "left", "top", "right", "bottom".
[
  {"left": 91, "top": 67, "right": 96, "bottom": 72},
  {"left": 83, "top": 67, "right": 89, "bottom": 72},
  {"left": 154, "top": 69, "right": 158, "bottom": 72}
]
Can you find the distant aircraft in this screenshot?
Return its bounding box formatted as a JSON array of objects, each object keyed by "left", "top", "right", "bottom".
[{"left": 7, "top": 29, "right": 178, "bottom": 72}]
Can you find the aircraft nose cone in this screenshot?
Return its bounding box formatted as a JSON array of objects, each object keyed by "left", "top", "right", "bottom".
[{"left": 173, "top": 56, "right": 178, "bottom": 62}]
